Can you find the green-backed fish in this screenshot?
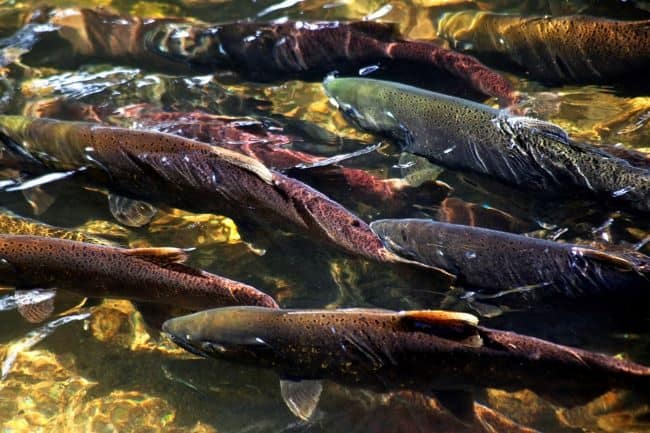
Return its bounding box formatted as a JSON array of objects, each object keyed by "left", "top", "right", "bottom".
[
  {"left": 163, "top": 307, "right": 650, "bottom": 421},
  {"left": 324, "top": 77, "right": 650, "bottom": 212},
  {"left": 0, "top": 234, "right": 278, "bottom": 323},
  {"left": 370, "top": 218, "right": 649, "bottom": 298}
]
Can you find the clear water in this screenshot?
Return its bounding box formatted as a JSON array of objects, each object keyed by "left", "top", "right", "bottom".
[{"left": 0, "top": 1, "right": 649, "bottom": 432}]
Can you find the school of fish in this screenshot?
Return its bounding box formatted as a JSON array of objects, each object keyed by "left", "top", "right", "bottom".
[{"left": 0, "top": 2, "right": 649, "bottom": 432}]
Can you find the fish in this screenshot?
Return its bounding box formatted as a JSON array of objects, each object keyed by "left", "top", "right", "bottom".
[
  {"left": 6, "top": 8, "right": 516, "bottom": 105},
  {"left": 0, "top": 234, "right": 278, "bottom": 323},
  {"left": 0, "top": 116, "right": 450, "bottom": 277},
  {"left": 437, "top": 11, "right": 650, "bottom": 85},
  {"left": 112, "top": 105, "right": 452, "bottom": 213},
  {"left": 370, "top": 218, "right": 650, "bottom": 297},
  {"left": 323, "top": 77, "right": 650, "bottom": 212},
  {"left": 162, "top": 306, "right": 650, "bottom": 421}
]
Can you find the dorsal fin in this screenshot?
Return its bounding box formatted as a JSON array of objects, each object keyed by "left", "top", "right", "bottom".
[
  {"left": 209, "top": 145, "right": 274, "bottom": 184},
  {"left": 399, "top": 310, "right": 478, "bottom": 327},
  {"left": 123, "top": 247, "right": 189, "bottom": 267},
  {"left": 398, "top": 310, "right": 481, "bottom": 346},
  {"left": 571, "top": 246, "right": 637, "bottom": 272}
]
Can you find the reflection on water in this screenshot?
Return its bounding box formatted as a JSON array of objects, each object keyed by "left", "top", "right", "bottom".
[{"left": 0, "top": 0, "right": 649, "bottom": 432}]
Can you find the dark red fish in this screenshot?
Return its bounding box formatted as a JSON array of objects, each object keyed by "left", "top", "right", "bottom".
[
  {"left": 8, "top": 8, "right": 516, "bottom": 105},
  {"left": 112, "top": 104, "right": 451, "bottom": 212}
]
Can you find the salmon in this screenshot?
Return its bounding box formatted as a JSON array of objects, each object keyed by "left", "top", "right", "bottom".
[
  {"left": 438, "top": 11, "right": 650, "bottom": 84},
  {"left": 324, "top": 77, "right": 650, "bottom": 212},
  {"left": 0, "top": 234, "right": 278, "bottom": 323},
  {"left": 163, "top": 306, "right": 650, "bottom": 420},
  {"left": 370, "top": 218, "right": 650, "bottom": 297},
  {"left": 0, "top": 116, "right": 450, "bottom": 277}
]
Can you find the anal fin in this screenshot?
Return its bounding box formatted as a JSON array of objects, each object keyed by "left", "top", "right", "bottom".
[
  {"left": 22, "top": 187, "right": 55, "bottom": 215},
  {"left": 15, "top": 288, "right": 56, "bottom": 323},
  {"left": 279, "top": 379, "right": 323, "bottom": 421}
]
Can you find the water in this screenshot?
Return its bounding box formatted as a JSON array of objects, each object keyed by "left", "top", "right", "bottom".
[{"left": 0, "top": 1, "right": 649, "bottom": 432}]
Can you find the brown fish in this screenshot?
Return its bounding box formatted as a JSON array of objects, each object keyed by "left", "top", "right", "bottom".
[
  {"left": 0, "top": 234, "right": 278, "bottom": 323},
  {"left": 163, "top": 307, "right": 650, "bottom": 421},
  {"left": 112, "top": 104, "right": 452, "bottom": 213},
  {"left": 0, "top": 116, "right": 449, "bottom": 277},
  {"left": 6, "top": 8, "right": 516, "bottom": 104},
  {"left": 370, "top": 218, "right": 650, "bottom": 298},
  {"left": 438, "top": 11, "right": 650, "bottom": 85}
]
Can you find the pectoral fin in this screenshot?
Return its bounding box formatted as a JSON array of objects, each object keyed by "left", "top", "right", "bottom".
[
  {"left": 22, "top": 187, "right": 56, "bottom": 215},
  {"left": 15, "top": 289, "right": 56, "bottom": 323},
  {"left": 279, "top": 379, "right": 323, "bottom": 421},
  {"left": 5, "top": 169, "right": 85, "bottom": 192},
  {"left": 398, "top": 153, "right": 444, "bottom": 187},
  {"left": 123, "top": 247, "right": 189, "bottom": 266},
  {"left": 108, "top": 194, "right": 158, "bottom": 227},
  {"left": 291, "top": 143, "right": 380, "bottom": 170},
  {"left": 431, "top": 390, "right": 476, "bottom": 423},
  {"left": 399, "top": 310, "right": 482, "bottom": 347}
]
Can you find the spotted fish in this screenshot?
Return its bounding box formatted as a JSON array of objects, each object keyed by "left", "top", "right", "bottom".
[
  {"left": 5, "top": 8, "right": 516, "bottom": 105},
  {"left": 0, "top": 234, "right": 278, "bottom": 323},
  {"left": 370, "top": 218, "right": 650, "bottom": 297},
  {"left": 0, "top": 116, "right": 448, "bottom": 276},
  {"left": 437, "top": 11, "right": 650, "bottom": 84},
  {"left": 324, "top": 77, "right": 650, "bottom": 212},
  {"left": 163, "top": 307, "right": 650, "bottom": 421}
]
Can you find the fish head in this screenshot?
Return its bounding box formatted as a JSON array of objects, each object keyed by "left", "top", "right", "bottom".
[
  {"left": 323, "top": 77, "right": 403, "bottom": 135},
  {"left": 369, "top": 218, "right": 418, "bottom": 259},
  {"left": 162, "top": 306, "right": 280, "bottom": 363}
]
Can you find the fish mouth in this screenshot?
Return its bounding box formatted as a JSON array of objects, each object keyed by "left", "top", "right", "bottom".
[{"left": 162, "top": 326, "right": 210, "bottom": 359}]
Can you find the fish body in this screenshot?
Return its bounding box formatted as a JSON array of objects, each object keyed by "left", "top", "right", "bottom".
[
  {"left": 163, "top": 307, "right": 650, "bottom": 408},
  {"left": 11, "top": 8, "right": 514, "bottom": 104},
  {"left": 437, "top": 11, "right": 650, "bottom": 84},
  {"left": 0, "top": 116, "right": 429, "bottom": 268},
  {"left": 0, "top": 234, "right": 278, "bottom": 310},
  {"left": 146, "top": 18, "right": 514, "bottom": 103},
  {"left": 113, "top": 105, "right": 451, "bottom": 212},
  {"left": 324, "top": 77, "right": 650, "bottom": 212},
  {"left": 370, "top": 218, "right": 650, "bottom": 296}
]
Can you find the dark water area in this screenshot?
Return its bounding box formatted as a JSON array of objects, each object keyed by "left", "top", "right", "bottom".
[{"left": 0, "top": 1, "right": 649, "bottom": 432}]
